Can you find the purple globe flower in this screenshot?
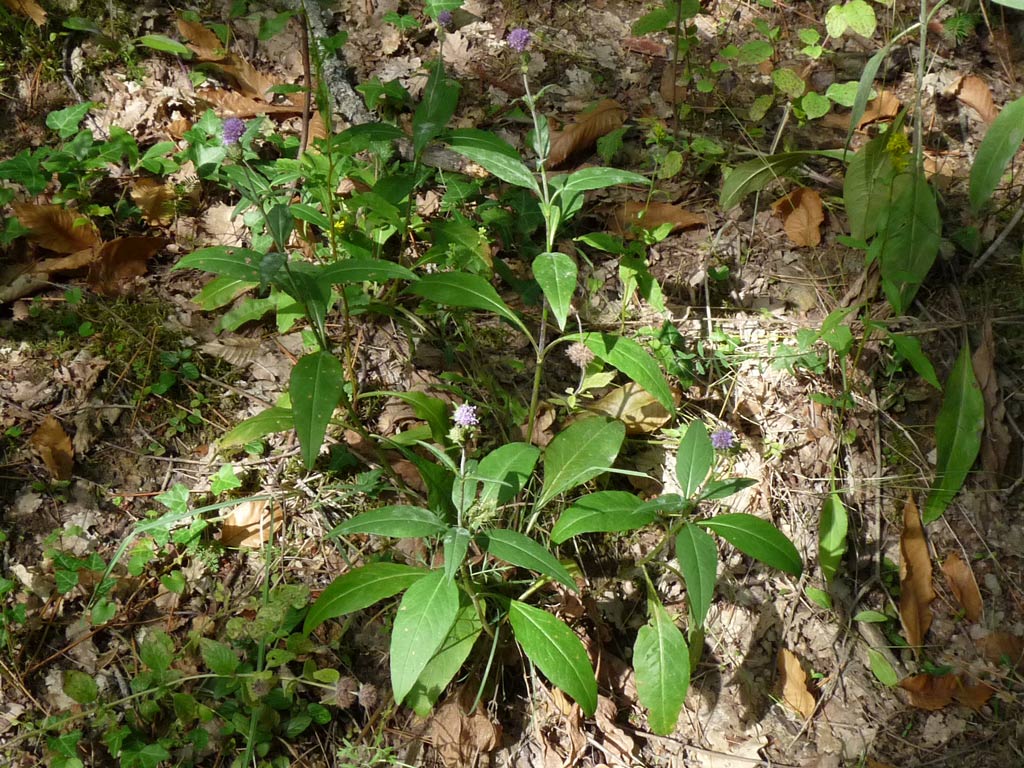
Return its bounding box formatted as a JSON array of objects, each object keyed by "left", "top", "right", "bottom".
[
  {"left": 453, "top": 404, "right": 479, "bottom": 427},
  {"left": 507, "top": 28, "right": 531, "bottom": 53},
  {"left": 222, "top": 117, "right": 245, "bottom": 147},
  {"left": 438, "top": 10, "right": 454, "bottom": 28},
  {"left": 710, "top": 428, "right": 735, "bottom": 450}
]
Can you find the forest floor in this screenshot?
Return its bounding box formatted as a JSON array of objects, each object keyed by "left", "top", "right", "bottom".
[{"left": 1, "top": 0, "right": 1024, "bottom": 767}]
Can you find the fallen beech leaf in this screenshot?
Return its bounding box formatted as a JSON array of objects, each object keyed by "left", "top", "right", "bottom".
[
  {"left": 899, "top": 495, "right": 934, "bottom": 652},
  {"left": 548, "top": 100, "right": 627, "bottom": 168},
  {"left": 30, "top": 416, "right": 74, "bottom": 481},
  {"left": 857, "top": 89, "right": 900, "bottom": 129},
  {"left": 2, "top": 0, "right": 46, "bottom": 25},
  {"left": 586, "top": 382, "right": 673, "bottom": 435},
  {"left": 594, "top": 695, "right": 635, "bottom": 761},
  {"left": 900, "top": 673, "right": 993, "bottom": 711},
  {"left": 35, "top": 248, "right": 99, "bottom": 275},
  {"left": 950, "top": 74, "right": 999, "bottom": 124},
  {"left": 777, "top": 648, "right": 816, "bottom": 719},
  {"left": 131, "top": 178, "right": 177, "bottom": 225},
  {"left": 167, "top": 117, "right": 192, "bottom": 140},
  {"left": 196, "top": 88, "right": 302, "bottom": 118},
  {"left": 176, "top": 17, "right": 227, "bottom": 60},
  {"left": 424, "top": 686, "right": 500, "bottom": 767},
  {"left": 87, "top": 237, "right": 166, "bottom": 295},
  {"left": 981, "top": 631, "right": 1024, "bottom": 670},
  {"left": 13, "top": 204, "right": 100, "bottom": 254},
  {"left": 612, "top": 201, "right": 705, "bottom": 238},
  {"left": 221, "top": 499, "right": 283, "bottom": 548},
  {"left": 941, "top": 552, "right": 983, "bottom": 622},
  {"left": 771, "top": 188, "right": 824, "bottom": 247}
]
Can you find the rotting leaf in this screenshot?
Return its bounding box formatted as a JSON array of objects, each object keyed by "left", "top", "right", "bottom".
[
  {"left": 30, "top": 416, "right": 74, "bottom": 481},
  {"left": 611, "top": 201, "right": 706, "bottom": 238},
  {"left": 221, "top": 499, "right": 283, "bottom": 548},
  {"left": 777, "top": 648, "right": 816, "bottom": 719},
  {"left": 949, "top": 74, "right": 999, "bottom": 124},
  {"left": 899, "top": 495, "right": 934, "bottom": 653},
  {"left": 771, "top": 188, "right": 825, "bottom": 247},
  {"left": 585, "top": 382, "right": 674, "bottom": 435},
  {"left": 941, "top": 552, "right": 983, "bottom": 622},
  {"left": 12, "top": 203, "right": 100, "bottom": 254},
  {"left": 900, "top": 673, "right": 993, "bottom": 711},
  {"left": 548, "top": 100, "right": 627, "bottom": 168}
]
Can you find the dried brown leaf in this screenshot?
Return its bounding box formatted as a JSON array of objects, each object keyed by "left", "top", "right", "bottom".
[
  {"left": 13, "top": 204, "right": 100, "bottom": 254},
  {"left": 981, "top": 631, "right": 1024, "bottom": 670},
  {"left": 586, "top": 382, "right": 674, "bottom": 435},
  {"left": 777, "top": 648, "right": 816, "bottom": 719},
  {"left": 424, "top": 687, "right": 501, "bottom": 768},
  {"left": 221, "top": 499, "right": 283, "bottom": 548},
  {"left": 200, "top": 338, "right": 262, "bottom": 367},
  {"left": 548, "top": 100, "right": 627, "bottom": 168},
  {"left": 950, "top": 74, "right": 999, "bottom": 124},
  {"left": 131, "top": 178, "right": 177, "bottom": 226},
  {"left": 771, "top": 187, "right": 824, "bottom": 247},
  {"left": 857, "top": 89, "right": 901, "bottom": 129},
  {"left": 972, "top": 319, "right": 1011, "bottom": 479},
  {"left": 900, "top": 673, "right": 993, "bottom": 711},
  {"left": 594, "top": 695, "right": 635, "bottom": 761},
  {"left": 2, "top": 0, "right": 46, "bottom": 25},
  {"left": 612, "top": 200, "right": 705, "bottom": 238},
  {"left": 176, "top": 17, "right": 227, "bottom": 60},
  {"left": 899, "top": 495, "right": 934, "bottom": 651},
  {"left": 196, "top": 88, "right": 302, "bottom": 118},
  {"left": 35, "top": 248, "right": 99, "bottom": 275},
  {"left": 30, "top": 416, "right": 73, "bottom": 481},
  {"left": 87, "top": 237, "right": 166, "bottom": 295},
  {"left": 941, "top": 552, "right": 983, "bottom": 622},
  {"left": 866, "top": 761, "right": 898, "bottom": 768}
]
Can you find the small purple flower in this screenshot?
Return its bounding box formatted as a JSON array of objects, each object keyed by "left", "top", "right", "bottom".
[
  {"left": 710, "top": 428, "right": 735, "bottom": 451},
  {"left": 507, "top": 28, "right": 531, "bottom": 53},
  {"left": 453, "top": 404, "right": 479, "bottom": 427},
  {"left": 438, "top": 10, "right": 454, "bottom": 28},
  {"left": 222, "top": 117, "right": 245, "bottom": 147}
]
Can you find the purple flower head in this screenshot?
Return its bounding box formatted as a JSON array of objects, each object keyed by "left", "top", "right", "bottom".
[
  {"left": 710, "top": 428, "right": 735, "bottom": 451},
  {"left": 222, "top": 117, "right": 246, "bottom": 147},
  {"left": 438, "top": 10, "right": 454, "bottom": 28},
  {"left": 507, "top": 28, "right": 531, "bottom": 53},
  {"left": 453, "top": 404, "right": 479, "bottom": 427}
]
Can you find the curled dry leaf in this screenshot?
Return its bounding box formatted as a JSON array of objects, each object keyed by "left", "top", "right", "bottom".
[
  {"left": 949, "top": 74, "right": 999, "bottom": 124},
  {"left": 899, "top": 495, "right": 934, "bottom": 652},
  {"left": 424, "top": 687, "right": 501, "bottom": 768},
  {"left": 981, "top": 631, "right": 1024, "bottom": 671},
  {"left": 548, "top": 100, "right": 626, "bottom": 168},
  {"left": 131, "top": 178, "right": 177, "bottom": 226},
  {"left": 857, "top": 89, "right": 901, "bottom": 130},
  {"left": 899, "top": 673, "right": 994, "bottom": 711},
  {"left": 1, "top": 0, "right": 46, "bottom": 26},
  {"left": 611, "top": 201, "right": 705, "bottom": 238},
  {"left": 941, "top": 552, "right": 983, "bottom": 622},
  {"left": 771, "top": 188, "right": 825, "bottom": 247},
  {"left": 176, "top": 17, "right": 227, "bottom": 60},
  {"left": 177, "top": 17, "right": 283, "bottom": 102},
  {"left": 13, "top": 204, "right": 100, "bottom": 254},
  {"left": 30, "top": 416, "right": 74, "bottom": 481},
  {"left": 777, "top": 648, "right": 816, "bottom": 719},
  {"left": 972, "top": 318, "right": 1011, "bottom": 480},
  {"left": 196, "top": 88, "right": 302, "bottom": 118},
  {"left": 586, "top": 382, "right": 674, "bottom": 435},
  {"left": 220, "top": 498, "right": 283, "bottom": 548}
]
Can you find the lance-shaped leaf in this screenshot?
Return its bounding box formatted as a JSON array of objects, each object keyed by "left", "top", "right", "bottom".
[
  {"left": 634, "top": 592, "right": 689, "bottom": 735},
  {"left": 536, "top": 417, "right": 625, "bottom": 511},
  {"left": 970, "top": 94, "right": 1024, "bottom": 213},
  {"left": 700, "top": 513, "right": 802, "bottom": 576},
  {"left": 676, "top": 421, "right": 713, "bottom": 499},
  {"left": 408, "top": 272, "right": 529, "bottom": 335},
  {"left": 407, "top": 594, "right": 484, "bottom": 716},
  {"left": 304, "top": 563, "right": 427, "bottom": 633},
  {"left": 550, "top": 491, "right": 652, "bottom": 543},
  {"left": 475, "top": 443, "right": 540, "bottom": 509},
  {"left": 477, "top": 529, "right": 576, "bottom": 591},
  {"left": 290, "top": 351, "right": 345, "bottom": 469},
  {"left": 818, "top": 492, "right": 848, "bottom": 582},
  {"left": 390, "top": 570, "right": 460, "bottom": 705},
  {"left": 446, "top": 129, "right": 538, "bottom": 192},
  {"left": 508, "top": 600, "right": 597, "bottom": 715},
  {"left": 413, "top": 59, "right": 460, "bottom": 156},
  {"left": 330, "top": 506, "right": 445, "bottom": 539},
  {"left": 675, "top": 523, "right": 718, "bottom": 629},
  {"left": 533, "top": 251, "right": 577, "bottom": 331},
  {"left": 563, "top": 332, "right": 675, "bottom": 413}
]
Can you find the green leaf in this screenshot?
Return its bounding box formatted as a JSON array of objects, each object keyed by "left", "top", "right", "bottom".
[
  {"left": 446, "top": 129, "right": 539, "bottom": 192},
  {"left": 390, "top": 570, "right": 460, "bottom": 705},
  {"left": 772, "top": 67, "right": 805, "bottom": 99},
  {"left": 508, "top": 600, "right": 597, "bottom": 715},
  {"left": 413, "top": 59, "right": 461, "bottom": 156},
  {"left": 331, "top": 506, "right": 445, "bottom": 538},
  {"left": 737, "top": 40, "right": 774, "bottom": 65},
  {"left": 843, "top": 130, "right": 895, "bottom": 241},
  {"left": 846, "top": 46, "right": 889, "bottom": 152},
  {"left": 478, "top": 529, "right": 576, "bottom": 591},
  {"left": 888, "top": 332, "right": 940, "bottom": 389},
  {"left": 140, "top": 630, "right": 174, "bottom": 672},
  {"left": 923, "top": 341, "right": 984, "bottom": 523},
  {"left": 700, "top": 513, "right": 802, "bottom": 576},
  {"left": 634, "top": 593, "right": 689, "bottom": 735},
  {"left": 443, "top": 526, "right": 470, "bottom": 583},
  {"left": 868, "top": 648, "right": 899, "bottom": 686},
  {"left": 319, "top": 259, "right": 416, "bottom": 284},
  {"left": 304, "top": 563, "right": 427, "bottom": 633},
  {"left": 806, "top": 586, "right": 832, "bottom": 610},
  {"left": 533, "top": 251, "right": 577, "bottom": 331},
  {"left": 676, "top": 421, "right": 713, "bottom": 499},
  {"left": 878, "top": 171, "right": 940, "bottom": 313},
  {"left": 675, "top": 523, "right": 718, "bottom": 629},
  {"left": 818, "top": 492, "right": 848, "bottom": 582},
  {"left": 556, "top": 167, "right": 647, "bottom": 197},
  {"left": 290, "top": 351, "right": 345, "bottom": 469},
  {"left": 719, "top": 152, "right": 810, "bottom": 210},
  {"left": 46, "top": 102, "right": 96, "bottom": 139},
  {"left": 825, "top": 0, "right": 876, "bottom": 37},
  {"left": 63, "top": 670, "right": 99, "bottom": 704},
  {"left": 334, "top": 122, "right": 406, "bottom": 153},
  {"left": 174, "top": 246, "right": 265, "bottom": 281},
  {"left": 408, "top": 272, "right": 529, "bottom": 335},
  {"left": 199, "top": 638, "right": 240, "bottom": 676},
  {"left": 550, "top": 491, "right": 653, "bottom": 543},
  {"left": 407, "top": 595, "right": 483, "bottom": 717},
  {"left": 219, "top": 405, "right": 293, "bottom": 448},
  {"left": 566, "top": 332, "right": 675, "bottom": 413},
  {"left": 476, "top": 443, "right": 540, "bottom": 509},
  {"left": 854, "top": 610, "right": 890, "bottom": 623},
  {"left": 801, "top": 91, "right": 831, "bottom": 120},
  {"left": 697, "top": 477, "right": 757, "bottom": 501},
  {"left": 537, "top": 417, "right": 625, "bottom": 511},
  {"left": 137, "top": 34, "right": 192, "bottom": 56},
  {"left": 970, "top": 94, "right": 1024, "bottom": 212},
  {"left": 359, "top": 390, "right": 449, "bottom": 444},
  {"left": 121, "top": 742, "right": 170, "bottom": 768}
]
